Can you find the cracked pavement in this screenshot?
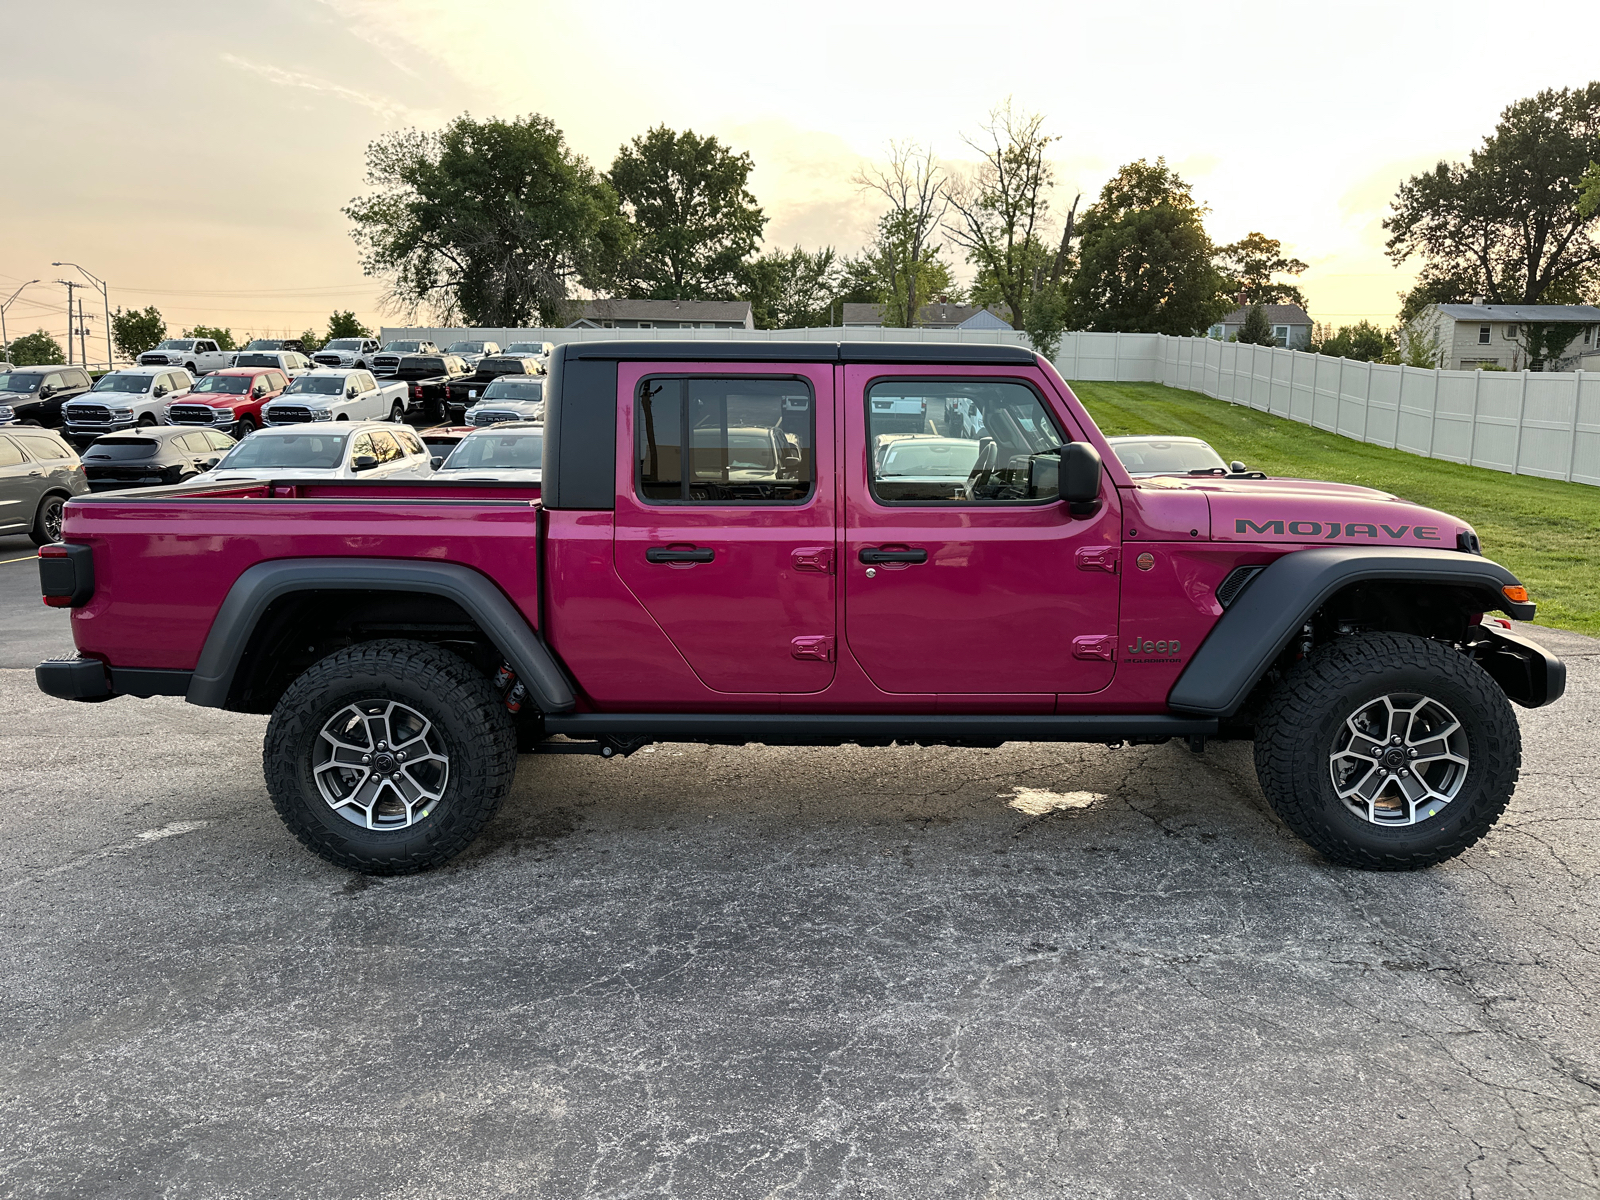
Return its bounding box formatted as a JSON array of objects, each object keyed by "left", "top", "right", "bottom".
[{"left": 2, "top": 530, "right": 1597, "bottom": 1197}]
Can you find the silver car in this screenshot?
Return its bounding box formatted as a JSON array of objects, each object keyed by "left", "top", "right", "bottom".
[{"left": 0, "top": 427, "right": 89, "bottom": 544}]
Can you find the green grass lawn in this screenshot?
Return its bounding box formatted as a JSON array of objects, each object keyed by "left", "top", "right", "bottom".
[{"left": 1070, "top": 380, "right": 1600, "bottom": 636}]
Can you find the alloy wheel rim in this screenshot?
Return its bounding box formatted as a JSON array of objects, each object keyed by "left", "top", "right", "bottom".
[
  {"left": 1328, "top": 692, "right": 1470, "bottom": 826},
  {"left": 313, "top": 699, "right": 450, "bottom": 830},
  {"left": 43, "top": 499, "right": 63, "bottom": 541}
]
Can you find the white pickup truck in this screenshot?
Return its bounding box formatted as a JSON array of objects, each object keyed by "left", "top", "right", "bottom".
[
  {"left": 60, "top": 366, "right": 194, "bottom": 443},
  {"left": 260, "top": 369, "right": 409, "bottom": 426},
  {"left": 138, "top": 338, "right": 234, "bottom": 376},
  {"left": 310, "top": 338, "right": 383, "bottom": 371}
]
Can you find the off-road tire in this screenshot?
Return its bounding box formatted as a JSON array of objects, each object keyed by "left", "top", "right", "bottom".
[
  {"left": 30, "top": 493, "right": 65, "bottom": 545},
  {"left": 264, "top": 639, "right": 518, "bottom": 874},
  {"left": 1253, "top": 632, "right": 1520, "bottom": 870}
]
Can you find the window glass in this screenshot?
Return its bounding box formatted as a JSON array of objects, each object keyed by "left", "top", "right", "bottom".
[
  {"left": 350, "top": 433, "right": 376, "bottom": 461},
  {"left": 0, "top": 437, "right": 24, "bottom": 467},
  {"left": 636, "top": 376, "right": 813, "bottom": 504},
  {"left": 866, "top": 380, "right": 1067, "bottom": 504},
  {"left": 440, "top": 429, "right": 543, "bottom": 471},
  {"left": 395, "top": 429, "right": 425, "bottom": 456},
  {"left": 1479, "top": 325, "right": 1491, "bottom": 344},
  {"left": 66, "top": 370, "right": 91, "bottom": 389},
  {"left": 219, "top": 433, "right": 347, "bottom": 470},
  {"left": 17, "top": 434, "right": 69, "bottom": 459},
  {"left": 368, "top": 431, "right": 402, "bottom": 462},
  {"left": 44, "top": 374, "right": 64, "bottom": 391},
  {"left": 179, "top": 433, "right": 212, "bottom": 454},
  {"left": 208, "top": 431, "right": 235, "bottom": 451}
]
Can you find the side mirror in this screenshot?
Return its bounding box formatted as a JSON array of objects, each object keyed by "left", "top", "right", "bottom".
[
  {"left": 346, "top": 386, "right": 359, "bottom": 399},
  {"left": 153, "top": 386, "right": 167, "bottom": 398},
  {"left": 203, "top": 457, "right": 219, "bottom": 469},
  {"left": 1229, "top": 460, "right": 1247, "bottom": 473},
  {"left": 430, "top": 455, "right": 444, "bottom": 470},
  {"left": 1060, "top": 443, "right": 1103, "bottom": 512},
  {"left": 253, "top": 385, "right": 266, "bottom": 397},
  {"left": 351, "top": 454, "right": 379, "bottom": 472},
  {"left": 38, "top": 385, "right": 54, "bottom": 398}
]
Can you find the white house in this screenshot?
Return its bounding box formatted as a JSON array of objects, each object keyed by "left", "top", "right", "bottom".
[
  {"left": 568, "top": 299, "right": 754, "bottom": 330},
  {"left": 1207, "top": 304, "right": 1313, "bottom": 350},
  {"left": 841, "top": 302, "right": 1013, "bottom": 330},
  {"left": 1405, "top": 302, "right": 1600, "bottom": 371}
]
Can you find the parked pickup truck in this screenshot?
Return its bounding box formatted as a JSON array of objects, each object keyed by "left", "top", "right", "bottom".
[
  {"left": 386, "top": 353, "right": 473, "bottom": 422},
  {"left": 61, "top": 366, "right": 194, "bottom": 443},
  {"left": 35, "top": 341, "right": 1564, "bottom": 879},
  {"left": 138, "top": 338, "right": 233, "bottom": 376},
  {"left": 261, "top": 369, "right": 408, "bottom": 426},
  {"left": 311, "top": 338, "right": 383, "bottom": 371},
  {"left": 442, "top": 355, "right": 540, "bottom": 421},
  {"left": 371, "top": 340, "right": 441, "bottom": 377}
]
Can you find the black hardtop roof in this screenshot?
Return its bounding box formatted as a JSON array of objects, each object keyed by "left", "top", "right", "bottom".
[{"left": 556, "top": 340, "right": 1038, "bottom": 365}]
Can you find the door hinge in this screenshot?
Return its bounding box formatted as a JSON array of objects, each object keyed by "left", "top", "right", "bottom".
[
  {"left": 791, "top": 546, "right": 835, "bottom": 574},
  {"left": 790, "top": 635, "right": 835, "bottom": 662},
  {"left": 1072, "top": 634, "right": 1117, "bottom": 662},
  {"left": 1075, "top": 546, "right": 1119, "bottom": 574}
]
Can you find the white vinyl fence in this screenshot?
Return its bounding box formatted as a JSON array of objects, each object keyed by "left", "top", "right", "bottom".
[{"left": 385, "top": 326, "right": 1600, "bottom": 486}]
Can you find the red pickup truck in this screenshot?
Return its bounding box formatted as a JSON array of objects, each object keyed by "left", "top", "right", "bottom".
[{"left": 35, "top": 342, "right": 1564, "bottom": 876}]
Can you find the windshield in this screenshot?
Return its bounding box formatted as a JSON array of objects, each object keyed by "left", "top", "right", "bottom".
[
  {"left": 1112, "top": 439, "right": 1227, "bottom": 475},
  {"left": 243, "top": 340, "right": 283, "bottom": 351},
  {"left": 0, "top": 373, "right": 42, "bottom": 393},
  {"left": 324, "top": 340, "right": 364, "bottom": 351},
  {"left": 91, "top": 374, "right": 154, "bottom": 393},
  {"left": 190, "top": 375, "right": 253, "bottom": 395},
  {"left": 399, "top": 357, "right": 444, "bottom": 372},
  {"left": 83, "top": 438, "right": 158, "bottom": 460},
  {"left": 878, "top": 439, "right": 980, "bottom": 477},
  {"left": 282, "top": 376, "right": 348, "bottom": 396},
  {"left": 156, "top": 339, "right": 195, "bottom": 351},
  {"left": 233, "top": 354, "right": 280, "bottom": 367},
  {"left": 440, "top": 429, "right": 543, "bottom": 471},
  {"left": 480, "top": 379, "right": 543, "bottom": 402},
  {"left": 218, "top": 432, "right": 348, "bottom": 470},
  {"left": 504, "top": 343, "right": 547, "bottom": 354},
  {"left": 446, "top": 342, "right": 486, "bottom": 354},
  {"left": 382, "top": 342, "right": 421, "bottom": 352}
]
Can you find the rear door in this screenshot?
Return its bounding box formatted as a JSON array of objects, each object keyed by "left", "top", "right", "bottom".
[
  {"left": 842, "top": 366, "right": 1122, "bottom": 697},
  {"left": 613, "top": 361, "right": 835, "bottom": 693},
  {"left": 0, "top": 435, "right": 35, "bottom": 533}
]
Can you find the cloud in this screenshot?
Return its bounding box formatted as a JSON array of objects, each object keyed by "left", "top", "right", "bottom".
[{"left": 219, "top": 53, "right": 433, "bottom": 125}]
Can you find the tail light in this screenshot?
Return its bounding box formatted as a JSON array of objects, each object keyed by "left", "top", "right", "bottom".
[
  {"left": 412, "top": 384, "right": 423, "bottom": 398},
  {"left": 39, "top": 543, "right": 95, "bottom": 608}
]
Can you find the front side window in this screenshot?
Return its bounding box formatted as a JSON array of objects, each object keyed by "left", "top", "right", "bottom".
[
  {"left": 866, "top": 380, "right": 1067, "bottom": 505},
  {"left": 636, "top": 376, "right": 813, "bottom": 504}
]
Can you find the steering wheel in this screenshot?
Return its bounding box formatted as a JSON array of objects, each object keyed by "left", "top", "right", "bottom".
[{"left": 964, "top": 438, "right": 999, "bottom": 500}]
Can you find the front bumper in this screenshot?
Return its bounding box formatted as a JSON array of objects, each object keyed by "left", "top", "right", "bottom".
[{"left": 1474, "top": 627, "right": 1566, "bottom": 708}]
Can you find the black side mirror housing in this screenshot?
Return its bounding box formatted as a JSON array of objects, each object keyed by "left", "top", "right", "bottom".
[
  {"left": 351, "top": 454, "right": 379, "bottom": 472},
  {"left": 1060, "top": 443, "right": 1103, "bottom": 514},
  {"left": 430, "top": 455, "right": 444, "bottom": 470},
  {"left": 1230, "top": 460, "right": 1247, "bottom": 473}
]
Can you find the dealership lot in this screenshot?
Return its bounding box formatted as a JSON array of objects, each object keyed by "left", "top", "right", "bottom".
[{"left": 2, "top": 537, "right": 1598, "bottom": 1197}]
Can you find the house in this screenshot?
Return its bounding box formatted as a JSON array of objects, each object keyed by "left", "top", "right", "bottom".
[
  {"left": 1404, "top": 302, "right": 1600, "bottom": 371},
  {"left": 567, "top": 299, "right": 753, "bottom": 330},
  {"left": 1207, "top": 304, "right": 1313, "bottom": 350},
  {"left": 841, "top": 302, "right": 1013, "bottom": 330}
]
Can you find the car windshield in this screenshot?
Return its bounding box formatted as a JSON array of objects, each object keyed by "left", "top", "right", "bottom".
[
  {"left": 878, "top": 439, "right": 980, "bottom": 477},
  {"left": 446, "top": 342, "right": 486, "bottom": 354},
  {"left": 91, "top": 374, "right": 154, "bottom": 393},
  {"left": 233, "top": 354, "right": 280, "bottom": 367},
  {"left": 690, "top": 429, "right": 775, "bottom": 472},
  {"left": 83, "top": 437, "right": 158, "bottom": 460},
  {"left": 400, "top": 357, "right": 444, "bottom": 372},
  {"left": 324, "top": 340, "right": 364, "bottom": 351},
  {"left": 218, "top": 432, "right": 348, "bottom": 470},
  {"left": 382, "top": 342, "right": 421, "bottom": 352},
  {"left": 190, "top": 375, "right": 254, "bottom": 395},
  {"left": 440, "top": 429, "right": 543, "bottom": 471},
  {"left": 243, "top": 340, "right": 283, "bottom": 351},
  {"left": 282, "top": 376, "right": 348, "bottom": 395},
  {"left": 481, "top": 379, "right": 543, "bottom": 401},
  {"left": 504, "top": 343, "right": 546, "bottom": 354},
  {"left": 1112, "top": 439, "right": 1227, "bottom": 475},
  {"left": 156, "top": 339, "right": 195, "bottom": 350},
  {"left": 0, "top": 373, "right": 43, "bottom": 393}
]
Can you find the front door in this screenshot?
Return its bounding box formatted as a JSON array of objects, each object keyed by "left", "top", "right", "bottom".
[
  {"left": 842, "top": 366, "right": 1121, "bottom": 696},
  {"left": 613, "top": 362, "right": 836, "bottom": 694}
]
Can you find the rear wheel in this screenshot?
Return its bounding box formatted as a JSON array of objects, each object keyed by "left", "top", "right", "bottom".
[
  {"left": 30, "top": 493, "right": 65, "bottom": 545},
  {"left": 1253, "top": 632, "right": 1520, "bottom": 870},
  {"left": 263, "top": 640, "right": 519, "bottom": 874},
  {"left": 388, "top": 400, "right": 404, "bottom": 423}
]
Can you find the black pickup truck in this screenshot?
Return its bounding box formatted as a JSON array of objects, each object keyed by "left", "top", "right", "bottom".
[
  {"left": 387, "top": 354, "right": 473, "bottom": 422},
  {"left": 442, "top": 357, "right": 541, "bottom": 422}
]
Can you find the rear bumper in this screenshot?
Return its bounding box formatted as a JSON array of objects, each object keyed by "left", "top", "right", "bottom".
[{"left": 36, "top": 656, "right": 193, "bottom": 703}]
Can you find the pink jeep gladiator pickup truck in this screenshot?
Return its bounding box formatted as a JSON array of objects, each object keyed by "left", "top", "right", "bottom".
[{"left": 35, "top": 342, "right": 1564, "bottom": 875}]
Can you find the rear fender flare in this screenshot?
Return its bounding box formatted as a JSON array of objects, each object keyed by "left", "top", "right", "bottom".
[{"left": 186, "top": 558, "right": 575, "bottom": 713}]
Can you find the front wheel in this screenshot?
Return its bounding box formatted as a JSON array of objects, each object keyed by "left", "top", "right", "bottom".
[
  {"left": 137, "top": 413, "right": 157, "bottom": 427},
  {"left": 264, "top": 640, "right": 519, "bottom": 874},
  {"left": 30, "top": 493, "right": 65, "bottom": 545},
  {"left": 1253, "top": 632, "right": 1520, "bottom": 870},
  {"left": 236, "top": 415, "right": 257, "bottom": 435}
]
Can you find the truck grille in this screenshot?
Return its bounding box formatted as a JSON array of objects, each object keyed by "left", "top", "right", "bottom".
[
  {"left": 266, "top": 405, "right": 314, "bottom": 424},
  {"left": 139, "top": 354, "right": 174, "bottom": 366},
  {"left": 64, "top": 403, "right": 114, "bottom": 424},
  {"left": 373, "top": 356, "right": 401, "bottom": 373},
  {"left": 312, "top": 354, "right": 342, "bottom": 367},
  {"left": 469, "top": 409, "right": 522, "bottom": 427},
  {"left": 168, "top": 403, "right": 222, "bottom": 425}
]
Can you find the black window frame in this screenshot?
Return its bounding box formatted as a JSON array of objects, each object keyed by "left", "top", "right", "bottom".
[
  {"left": 634, "top": 372, "right": 817, "bottom": 508},
  {"left": 862, "top": 374, "right": 1072, "bottom": 509}
]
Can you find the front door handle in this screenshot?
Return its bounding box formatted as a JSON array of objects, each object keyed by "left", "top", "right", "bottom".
[
  {"left": 859, "top": 547, "right": 927, "bottom": 565},
  {"left": 646, "top": 546, "right": 715, "bottom": 564}
]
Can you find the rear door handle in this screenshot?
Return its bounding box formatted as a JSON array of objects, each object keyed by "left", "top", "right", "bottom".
[
  {"left": 859, "top": 547, "right": 928, "bottom": 564},
  {"left": 646, "top": 546, "right": 715, "bottom": 564}
]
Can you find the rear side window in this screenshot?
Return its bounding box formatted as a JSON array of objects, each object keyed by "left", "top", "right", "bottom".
[
  {"left": 395, "top": 429, "right": 424, "bottom": 456},
  {"left": 0, "top": 437, "right": 24, "bottom": 467},
  {"left": 368, "top": 431, "right": 402, "bottom": 462},
  {"left": 17, "top": 434, "right": 69, "bottom": 459},
  {"left": 866, "top": 379, "right": 1067, "bottom": 505},
  {"left": 636, "top": 376, "right": 813, "bottom": 504}
]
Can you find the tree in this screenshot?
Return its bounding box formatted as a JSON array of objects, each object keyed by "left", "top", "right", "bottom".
[
  {"left": 9, "top": 330, "right": 64, "bottom": 366},
  {"left": 1396, "top": 321, "right": 1443, "bottom": 367},
  {"left": 1313, "top": 321, "right": 1393, "bottom": 362},
  {"left": 111, "top": 306, "right": 165, "bottom": 361},
  {"left": 1068, "top": 158, "right": 1231, "bottom": 336},
  {"left": 739, "top": 246, "right": 843, "bottom": 329},
  {"left": 944, "top": 101, "right": 1076, "bottom": 357},
  {"left": 608, "top": 126, "right": 765, "bottom": 300},
  {"left": 326, "top": 311, "right": 372, "bottom": 340},
  {"left": 345, "top": 113, "right": 631, "bottom": 327},
  {"left": 1215, "top": 232, "right": 1308, "bottom": 307},
  {"left": 1386, "top": 85, "right": 1600, "bottom": 311},
  {"left": 1234, "top": 304, "right": 1276, "bottom": 345},
  {"left": 298, "top": 328, "right": 327, "bottom": 353},
  {"left": 184, "top": 325, "right": 237, "bottom": 351},
  {"left": 1581, "top": 160, "right": 1600, "bottom": 218},
  {"left": 856, "top": 141, "right": 952, "bottom": 327}
]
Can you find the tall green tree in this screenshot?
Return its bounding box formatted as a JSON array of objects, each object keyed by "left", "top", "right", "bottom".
[
  {"left": 184, "top": 325, "right": 237, "bottom": 351},
  {"left": 944, "top": 102, "right": 1076, "bottom": 357},
  {"left": 1312, "top": 321, "right": 1393, "bottom": 362},
  {"left": 345, "top": 113, "right": 631, "bottom": 327},
  {"left": 739, "top": 246, "right": 844, "bottom": 329},
  {"left": 8, "top": 330, "right": 64, "bottom": 366},
  {"left": 1215, "top": 232, "right": 1308, "bottom": 307},
  {"left": 608, "top": 126, "right": 765, "bottom": 300},
  {"left": 1386, "top": 84, "right": 1600, "bottom": 313},
  {"left": 1234, "top": 304, "right": 1275, "bottom": 345},
  {"left": 856, "top": 141, "right": 952, "bottom": 328},
  {"left": 326, "top": 311, "right": 373, "bottom": 340},
  {"left": 1068, "top": 158, "right": 1230, "bottom": 336},
  {"left": 111, "top": 305, "right": 165, "bottom": 361}
]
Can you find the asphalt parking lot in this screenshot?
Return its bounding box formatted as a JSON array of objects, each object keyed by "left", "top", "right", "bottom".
[{"left": 3, "top": 532, "right": 1599, "bottom": 1198}]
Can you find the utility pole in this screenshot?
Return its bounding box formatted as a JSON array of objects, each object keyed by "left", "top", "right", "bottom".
[
  {"left": 56, "top": 280, "right": 78, "bottom": 365},
  {"left": 52, "top": 262, "right": 113, "bottom": 368},
  {"left": 77, "top": 297, "right": 90, "bottom": 368},
  {"left": 1, "top": 280, "right": 40, "bottom": 362}
]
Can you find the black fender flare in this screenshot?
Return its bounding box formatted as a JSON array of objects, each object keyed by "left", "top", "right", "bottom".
[
  {"left": 185, "top": 558, "right": 576, "bottom": 713},
  {"left": 1167, "top": 547, "right": 1537, "bottom": 718}
]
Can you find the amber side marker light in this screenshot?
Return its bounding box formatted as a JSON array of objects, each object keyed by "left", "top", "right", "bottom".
[{"left": 1502, "top": 585, "right": 1529, "bottom": 604}]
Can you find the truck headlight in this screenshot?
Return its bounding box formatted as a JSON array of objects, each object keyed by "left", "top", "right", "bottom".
[
  {"left": 311, "top": 409, "right": 334, "bottom": 421},
  {"left": 0, "top": 405, "right": 13, "bottom": 421},
  {"left": 213, "top": 408, "right": 235, "bottom": 422},
  {"left": 111, "top": 407, "right": 134, "bottom": 418}
]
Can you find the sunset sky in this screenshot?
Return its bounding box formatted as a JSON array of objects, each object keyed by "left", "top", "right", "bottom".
[{"left": 5, "top": 0, "right": 1597, "bottom": 355}]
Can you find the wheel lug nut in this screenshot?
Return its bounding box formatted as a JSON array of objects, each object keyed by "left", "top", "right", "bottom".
[
  {"left": 397, "top": 752, "right": 406, "bottom": 761},
  {"left": 361, "top": 755, "right": 371, "bottom": 764},
  {"left": 377, "top": 741, "right": 388, "bottom": 750}
]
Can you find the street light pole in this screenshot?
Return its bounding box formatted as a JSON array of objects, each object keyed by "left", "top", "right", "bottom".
[
  {"left": 1, "top": 280, "right": 41, "bottom": 362},
  {"left": 52, "top": 262, "right": 113, "bottom": 369}
]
